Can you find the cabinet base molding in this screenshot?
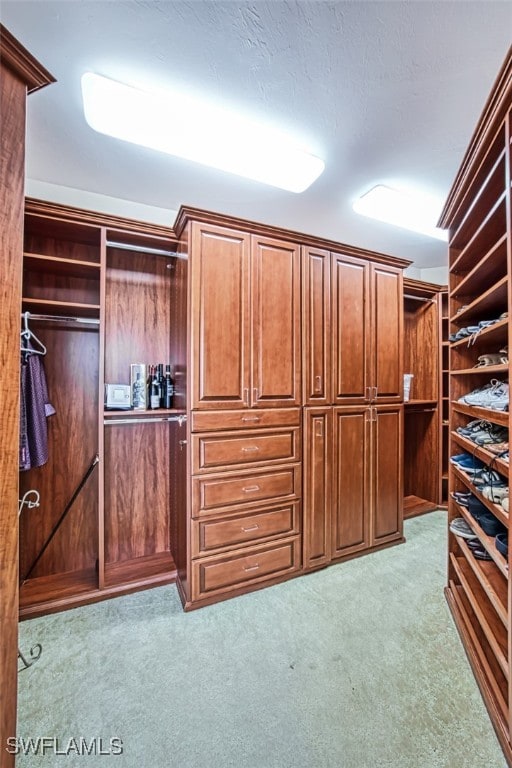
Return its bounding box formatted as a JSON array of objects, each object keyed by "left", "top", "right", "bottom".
[
  {"left": 445, "top": 586, "right": 512, "bottom": 767},
  {"left": 19, "top": 553, "right": 177, "bottom": 620}
]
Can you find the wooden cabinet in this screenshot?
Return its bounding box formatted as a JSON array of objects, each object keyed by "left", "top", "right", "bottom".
[
  {"left": 191, "top": 222, "right": 301, "bottom": 409},
  {"left": 439, "top": 48, "right": 511, "bottom": 767},
  {"left": 302, "top": 246, "right": 405, "bottom": 572},
  {"left": 0, "top": 25, "right": 54, "bottom": 765},
  {"left": 304, "top": 405, "right": 403, "bottom": 570}
]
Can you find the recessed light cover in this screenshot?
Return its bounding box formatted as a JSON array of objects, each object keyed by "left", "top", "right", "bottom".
[
  {"left": 353, "top": 184, "right": 448, "bottom": 241},
  {"left": 81, "top": 72, "right": 325, "bottom": 193}
]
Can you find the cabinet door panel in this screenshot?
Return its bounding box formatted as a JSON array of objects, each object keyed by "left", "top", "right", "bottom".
[
  {"left": 332, "top": 254, "right": 370, "bottom": 404},
  {"left": 302, "top": 247, "right": 331, "bottom": 404},
  {"left": 251, "top": 235, "right": 301, "bottom": 407},
  {"left": 371, "top": 265, "right": 403, "bottom": 402},
  {"left": 372, "top": 407, "right": 403, "bottom": 543},
  {"left": 191, "top": 223, "right": 250, "bottom": 409},
  {"left": 303, "top": 408, "right": 332, "bottom": 570},
  {"left": 331, "top": 408, "right": 370, "bottom": 557}
]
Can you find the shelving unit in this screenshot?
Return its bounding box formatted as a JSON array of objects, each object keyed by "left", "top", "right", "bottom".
[
  {"left": 440, "top": 289, "right": 449, "bottom": 505},
  {"left": 402, "top": 278, "right": 445, "bottom": 517},
  {"left": 18, "top": 199, "right": 185, "bottom": 618},
  {"left": 439, "top": 47, "right": 511, "bottom": 765}
]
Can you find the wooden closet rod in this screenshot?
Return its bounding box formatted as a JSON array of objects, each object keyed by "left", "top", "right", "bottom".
[
  {"left": 106, "top": 240, "right": 187, "bottom": 259},
  {"left": 22, "top": 312, "right": 100, "bottom": 325}
]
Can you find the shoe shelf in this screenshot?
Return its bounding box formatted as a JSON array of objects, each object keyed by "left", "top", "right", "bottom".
[
  {"left": 451, "top": 464, "right": 508, "bottom": 528},
  {"left": 454, "top": 500, "right": 508, "bottom": 579},
  {"left": 450, "top": 317, "right": 508, "bottom": 350},
  {"left": 451, "top": 364, "right": 508, "bottom": 376},
  {"left": 451, "top": 432, "right": 509, "bottom": 478},
  {"left": 450, "top": 553, "right": 508, "bottom": 676},
  {"left": 450, "top": 275, "right": 508, "bottom": 326},
  {"left": 451, "top": 235, "right": 508, "bottom": 300},
  {"left": 447, "top": 582, "right": 509, "bottom": 727},
  {"left": 452, "top": 402, "right": 509, "bottom": 428},
  {"left": 450, "top": 192, "right": 507, "bottom": 277}
]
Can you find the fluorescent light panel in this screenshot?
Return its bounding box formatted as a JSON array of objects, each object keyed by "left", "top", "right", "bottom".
[
  {"left": 353, "top": 184, "right": 448, "bottom": 241},
  {"left": 81, "top": 73, "right": 324, "bottom": 193}
]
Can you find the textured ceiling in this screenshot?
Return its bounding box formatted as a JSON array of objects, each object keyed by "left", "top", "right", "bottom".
[{"left": 1, "top": 1, "right": 511, "bottom": 268}]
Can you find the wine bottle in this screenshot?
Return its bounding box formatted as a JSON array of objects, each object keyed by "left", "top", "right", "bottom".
[
  {"left": 158, "top": 363, "right": 165, "bottom": 408},
  {"left": 150, "top": 366, "right": 160, "bottom": 410},
  {"left": 164, "top": 364, "right": 174, "bottom": 408}
]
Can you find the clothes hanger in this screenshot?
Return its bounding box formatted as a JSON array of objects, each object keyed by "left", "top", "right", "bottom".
[{"left": 20, "top": 312, "right": 47, "bottom": 356}]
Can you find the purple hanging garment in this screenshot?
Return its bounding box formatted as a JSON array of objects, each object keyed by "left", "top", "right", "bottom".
[{"left": 19, "top": 353, "right": 56, "bottom": 471}]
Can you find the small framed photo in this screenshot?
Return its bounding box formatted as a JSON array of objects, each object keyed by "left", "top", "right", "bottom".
[{"left": 130, "top": 363, "right": 147, "bottom": 410}]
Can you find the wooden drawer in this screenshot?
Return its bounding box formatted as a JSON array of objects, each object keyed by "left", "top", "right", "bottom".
[
  {"left": 192, "top": 428, "right": 300, "bottom": 473},
  {"left": 192, "top": 464, "right": 301, "bottom": 516},
  {"left": 191, "top": 502, "right": 301, "bottom": 557},
  {"left": 191, "top": 408, "right": 301, "bottom": 432},
  {"left": 192, "top": 536, "right": 301, "bottom": 599}
]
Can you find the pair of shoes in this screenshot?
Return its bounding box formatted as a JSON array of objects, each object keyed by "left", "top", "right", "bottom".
[
  {"left": 474, "top": 353, "right": 508, "bottom": 367},
  {"left": 472, "top": 424, "right": 508, "bottom": 446},
  {"left": 472, "top": 467, "right": 504, "bottom": 487},
  {"left": 450, "top": 325, "right": 481, "bottom": 342},
  {"left": 451, "top": 491, "right": 473, "bottom": 506},
  {"left": 487, "top": 441, "right": 509, "bottom": 455},
  {"left": 495, "top": 532, "right": 508, "bottom": 557},
  {"left": 450, "top": 517, "right": 477, "bottom": 539},
  {"left": 466, "top": 539, "right": 493, "bottom": 560},
  {"left": 468, "top": 505, "right": 506, "bottom": 536},
  {"left": 501, "top": 496, "right": 509, "bottom": 513},
  {"left": 481, "top": 484, "right": 509, "bottom": 503},
  {"left": 450, "top": 453, "right": 485, "bottom": 471},
  {"left": 459, "top": 379, "right": 509, "bottom": 411}
]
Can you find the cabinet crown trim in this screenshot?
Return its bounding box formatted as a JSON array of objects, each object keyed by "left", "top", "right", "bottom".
[{"left": 0, "top": 24, "right": 55, "bottom": 93}]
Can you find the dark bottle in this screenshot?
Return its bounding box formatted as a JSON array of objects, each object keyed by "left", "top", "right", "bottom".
[
  {"left": 164, "top": 365, "right": 174, "bottom": 408},
  {"left": 150, "top": 366, "right": 161, "bottom": 410},
  {"left": 157, "top": 363, "right": 165, "bottom": 408}
]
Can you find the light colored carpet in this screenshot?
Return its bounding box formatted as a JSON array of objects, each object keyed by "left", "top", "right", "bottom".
[{"left": 16, "top": 510, "right": 507, "bottom": 767}]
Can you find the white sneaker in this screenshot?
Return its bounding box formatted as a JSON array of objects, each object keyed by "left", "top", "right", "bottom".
[{"left": 462, "top": 379, "right": 509, "bottom": 411}]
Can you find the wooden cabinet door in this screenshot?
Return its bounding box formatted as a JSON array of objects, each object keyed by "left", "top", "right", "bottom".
[
  {"left": 191, "top": 222, "right": 251, "bottom": 409},
  {"left": 331, "top": 407, "right": 371, "bottom": 558},
  {"left": 302, "top": 246, "right": 331, "bottom": 405},
  {"left": 371, "top": 406, "right": 403, "bottom": 545},
  {"left": 251, "top": 235, "right": 301, "bottom": 407},
  {"left": 332, "top": 254, "right": 371, "bottom": 405},
  {"left": 303, "top": 407, "right": 332, "bottom": 570},
  {"left": 370, "top": 264, "right": 403, "bottom": 402}
]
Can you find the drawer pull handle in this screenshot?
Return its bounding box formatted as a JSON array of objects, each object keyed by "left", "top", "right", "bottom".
[
  {"left": 242, "top": 416, "right": 261, "bottom": 422},
  {"left": 242, "top": 485, "right": 260, "bottom": 493},
  {"left": 242, "top": 524, "right": 259, "bottom": 532},
  {"left": 241, "top": 446, "right": 259, "bottom": 452},
  {"left": 243, "top": 563, "right": 260, "bottom": 572}
]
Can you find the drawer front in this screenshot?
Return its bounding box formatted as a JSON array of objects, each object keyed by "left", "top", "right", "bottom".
[
  {"left": 192, "top": 537, "right": 301, "bottom": 599},
  {"left": 192, "top": 428, "right": 300, "bottom": 473},
  {"left": 192, "top": 502, "right": 301, "bottom": 557},
  {"left": 191, "top": 408, "right": 301, "bottom": 432},
  {"left": 192, "top": 465, "right": 301, "bottom": 515}
]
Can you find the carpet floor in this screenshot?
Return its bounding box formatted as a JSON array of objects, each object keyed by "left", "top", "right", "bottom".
[{"left": 16, "top": 510, "right": 507, "bottom": 767}]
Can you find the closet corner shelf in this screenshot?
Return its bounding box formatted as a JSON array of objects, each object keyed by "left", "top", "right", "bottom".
[
  {"left": 403, "top": 495, "right": 439, "bottom": 519},
  {"left": 103, "top": 551, "right": 177, "bottom": 590},
  {"left": 22, "top": 298, "right": 101, "bottom": 318}
]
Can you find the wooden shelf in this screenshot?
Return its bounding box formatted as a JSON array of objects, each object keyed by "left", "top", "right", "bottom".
[
  {"left": 19, "top": 567, "right": 99, "bottom": 619},
  {"left": 452, "top": 401, "right": 509, "bottom": 428},
  {"left": 103, "top": 551, "right": 177, "bottom": 590},
  {"left": 450, "top": 317, "right": 508, "bottom": 350},
  {"left": 451, "top": 431, "right": 509, "bottom": 478},
  {"left": 404, "top": 399, "right": 437, "bottom": 407},
  {"left": 450, "top": 554, "right": 508, "bottom": 677},
  {"left": 451, "top": 464, "right": 508, "bottom": 528},
  {"left": 450, "top": 235, "right": 507, "bottom": 300},
  {"left": 24, "top": 252, "right": 101, "bottom": 278},
  {"left": 451, "top": 192, "right": 507, "bottom": 276},
  {"left": 451, "top": 364, "right": 508, "bottom": 376},
  {"left": 104, "top": 408, "right": 183, "bottom": 418},
  {"left": 403, "top": 495, "right": 438, "bottom": 519},
  {"left": 450, "top": 275, "right": 507, "bottom": 325},
  {"left": 456, "top": 539, "right": 508, "bottom": 625},
  {"left": 453, "top": 500, "right": 508, "bottom": 578},
  {"left": 21, "top": 297, "right": 101, "bottom": 317}
]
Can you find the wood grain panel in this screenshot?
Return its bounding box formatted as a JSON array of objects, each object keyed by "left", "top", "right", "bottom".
[
  {"left": 404, "top": 298, "right": 439, "bottom": 401},
  {"left": 332, "top": 254, "right": 370, "bottom": 404},
  {"left": 19, "top": 325, "right": 100, "bottom": 577},
  {"left": 251, "top": 235, "right": 301, "bottom": 407},
  {"left": 191, "top": 408, "right": 301, "bottom": 432},
  {"left": 191, "top": 222, "right": 250, "bottom": 408},
  {"left": 192, "top": 428, "right": 300, "bottom": 473},
  {"left": 372, "top": 265, "right": 403, "bottom": 401},
  {"left": 23, "top": 267, "right": 100, "bottom": 306},
  {"left": 194, "top": 466, "right": 300, "bottom": 513},
  {"left": 331, "top": 407, "right": 370, "bottom": 557},
  {"left": 104, "top": 422, "right": 170, "bottom": 563},
  {"left": 0, "top": 61, "right": 25, "bottom": 763},
  {"left": 302, "top": 247, "right": 331, "bottom": 405},
  {"left": 404, "top": 409, "right": 440, "bottom": 504},
  {"left": 303, "top": 407, "right": 332, "bottom": 569},
  {"left": 105, "top": 248, "right": 172, "bottom": 383},
  {"left": 373, "top": 407, "right": 403, "bottom": 542}
]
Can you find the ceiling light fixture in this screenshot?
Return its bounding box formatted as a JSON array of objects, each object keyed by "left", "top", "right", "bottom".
[
  {"left": 81, "top": 72, "right": 324, "bottom": 193},
  {"left": 353, "top": 184, "right": 448, "bottom": 241}
]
